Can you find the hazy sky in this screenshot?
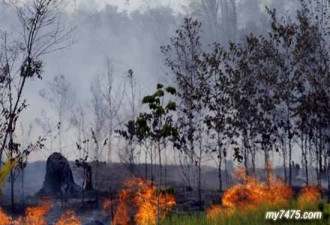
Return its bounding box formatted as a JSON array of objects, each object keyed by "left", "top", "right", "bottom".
[
  {"left": 73, "top": 0, "right": 190, "bottom": 12},
  {"left": 0, "top": 0, "right": 300, "bottom": 164},
  {"left": 73, "top": 0, "right": 276, "bottom": 14}
]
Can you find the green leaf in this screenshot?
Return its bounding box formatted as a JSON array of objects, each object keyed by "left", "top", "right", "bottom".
[
  {"left": 149, "top": 103, "right": 157, "bottom": 110},
  {"left": 136, "top": 117, "right": 147, "bottom": 127},
  {"left": 155, "top": 106, "right": 165, "bottom": 115},
  {"left": 142, "top": 95, "right": 155, "bottom": 104},
  {"left": 157, "top": 83, "right": 164, "bottom": 89},
  {"left": 165, "top": 87, "right": 177, "bottom": 95},
  {"left": 154, "top": 90, "right": 164, "bottom": 97},
  {"left": 166, "top": 101, "right": 176, "bottom": 111},
  {"left": 161, "top": 124, "right": 171, "bottom": 137}
]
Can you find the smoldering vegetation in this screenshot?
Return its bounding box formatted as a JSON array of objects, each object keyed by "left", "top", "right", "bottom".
[
  {"left": 0, "top": 159, "right": 319, "bottom": 201},
  {"left": 0, "top": 0, "right": 330, "bottom": 225}
]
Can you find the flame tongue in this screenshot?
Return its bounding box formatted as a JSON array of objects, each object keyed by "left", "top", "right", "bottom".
[
  {"left": 0, "top": 200, "right": 82, "bottom": 225},
  {"left": 298, "top": 186, "right": 322, "bottom": 207},
  {"left": 0, "top": 200, "right": 51, "bottom": 225},
  {"left": 207, "top": 166, "right": 294, "bottom": 221},
  {"left": 104, "top": 177, "right": 176, "bottom": 225},
  {"left": 55, "top": 210, "right": 81, "bottom": 225},
  {"left": 222, "top": 166, "right": 293, "bottom": 210},
  {"left": 0, "top": 208, "right": 12, "bottom": 225},
  {"left": 24, "top": 200, "right": 52, "bottom": 225}
]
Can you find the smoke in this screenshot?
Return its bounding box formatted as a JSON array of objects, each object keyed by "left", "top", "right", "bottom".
[{"left": 0, "top": 0, "right": 300, "bottom": 162}]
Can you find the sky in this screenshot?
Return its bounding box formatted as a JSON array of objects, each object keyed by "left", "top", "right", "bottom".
[
  {"left": 0, "top": 0, "right": 301, "bottom": 164},
  {"left": 72, "top": 0, "right": 190, "bottom": 13}
]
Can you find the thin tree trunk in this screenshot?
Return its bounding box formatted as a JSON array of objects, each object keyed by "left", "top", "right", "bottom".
[
  {"left": 218, "top": 151, "right": 222, "bottom": 192},
  {"left": 327, "top": 144, "right": 330, "bottom": 203},
  {"left": 156, "top": 142, "right": 162, "bottom": 225},
  {"left": 301, "top": 131, "right": 309, "bottom": 185},
  {"left": 288, "top": 131, "right": 292, "bottom": 186},
  {"left": 198, "top": 157, "right": 202, "bottom": 210},
  {"left": 10, "top": 167, "right": 14, "bottom": 212},
  {"left": 217, "top": 132, "right": 223, "bottom": 192},
  {"left": 281, "top": 137, "right": 287, "bottom": 183},
  {"left": 198, "top": 133, "right": 203, "bottom": 211},
  {"left": 319, "top": 128, "right": 323, "bottom": 184},
  {"left": 145, "top": 150, "right": 148, "bottom": 180},
  {"left": 22, "top": 168, "right": 25, "bottom": 207}
]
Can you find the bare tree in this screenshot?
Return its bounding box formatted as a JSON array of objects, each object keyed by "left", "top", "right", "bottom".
[
  {"left": 35, "top": 109, "right": 58, "bottom": 153},
  {"left": 0, "top": 0, "right": 73, "bottom": 211},
  {"left": 190, "top": 0, "right": 238, "bottom": 46},
  {"left": 39, "top": 74, "right": 75, "bottom": 154},
  {"left": 117, "top": 69, "right": 142, "bottom": 174},
  {"left": 0, "top": 0, "right": 74, "bottom": 160},
  {"left": 101, "top": 59, "right": 126, "bottom": 162},
  {"left": 90, "top": 76, "right": 106, "bottom": 162}
]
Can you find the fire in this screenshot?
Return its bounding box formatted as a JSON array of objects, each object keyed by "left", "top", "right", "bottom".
[
  {"left": 55, "top": 210, "right": 82, "bottom": 225},
  {"left": 111, "top": 190, "right": 132, "bottom": 225},
  {"left": 104, "top": 177, "right": 176, "bottom": 225},
  {"left": 298, "top": 186, "right": 322, "bottom": 207},
  {"left": 207, "top": 166, "right": 293, "bottom": 221},
  {"left": 0, "top": 199, "right": 51, "bottom": 225},
  {"left": 206, "top": 205, "right": 233, "bottom": 221},
  {"left": 0, "top": 200, "right": 81, "bottom": 225},
  {"left": 0, "top": 208, "right": 12, "bottom": 225},
  {"left": 222, "top": 167, "right": 293, "bottom": 210},
  {"left": 23, "top": 199, "right": 52, "bottom": 225}
]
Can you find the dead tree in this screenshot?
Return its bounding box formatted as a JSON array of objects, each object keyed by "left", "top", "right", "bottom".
[{"left": 0, "top": 0, "right": 74, "bottom": 163}]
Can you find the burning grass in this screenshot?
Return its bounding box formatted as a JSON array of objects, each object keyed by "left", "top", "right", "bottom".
[
  {"left": 205, "top": 166, "right": 326, "bottom": 223},
  {"left": 163, "top": 166, "right": 327, "bottom": 225},
  {"left": 0, "top": 199, "right": 51, "bottom": 225},
  {"left": 162, "top": 200, "right": 328, "bottom": 225},
  {"left": 0, "top": 167, "right": 326, "bottom": 225},
  {"left": 298, "top": 186, "right": 322, "bottom": 208},
  {"left": 0, "top": 200, "right": 82, "bottom": 225},
  {"left": 103, "top": 177, "right": 176, "bottom": 225},
  {"left": 54, "top": 210, "right": 82, "bottom": 225},
  {"left": 164, "top": 181, "right": 326, "bottom": 225},
  {"left": 220, "top": 166, "right": 293, "bottom": 210}
]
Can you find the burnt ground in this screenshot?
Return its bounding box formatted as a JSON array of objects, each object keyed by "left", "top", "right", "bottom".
[
  {"left": 0, "top": 161, "right": 326, "bottom": 224},
  {"left": 0, "top": 188, "right": 222, "bottom": 224}
]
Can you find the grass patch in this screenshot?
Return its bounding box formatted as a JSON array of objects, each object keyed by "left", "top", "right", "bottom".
[{"left": 162, "top": 200, "right": 330, "bottom": 225}]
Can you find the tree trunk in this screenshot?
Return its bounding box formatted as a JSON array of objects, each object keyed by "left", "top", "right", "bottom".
[
  {"left": 319, "top": 128, "right": 323, "bottom": 185},
  {"left": 145, "top": 150, "right": 148, "bottom": 180},
  {"left": 288, "top": 133, "right": 292, "bottom": 186},
  {"left": 198, "top": 158, "right": 202, "bottom": 210},
  {"left": 281, "top": 138, "right": 287, "bottom": 183},
  {"left": 301, "top": 132, "right": 309, "bottom": 185},
  {"left": 218, "top": 153, "right": 222, "bottom": 192},
  {"left": 10, "top": 167, "right": 14, "bottom": 212},
  {"left": 327, "top": 144, "right": 330, "bottom": 203},
  {"left": 157, "top": 142, "right": 162, "bottom": 225},
  {"left": 10, "top": 132, "right": 14, "bottom": 212},
  {"left": 21, "top": 168, "right": 25, "bottom": 207}
]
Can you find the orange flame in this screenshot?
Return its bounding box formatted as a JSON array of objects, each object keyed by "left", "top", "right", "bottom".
[
  {"left": 0, "top": 208, "right": 12, "bottom": 225},
  {"left": 207, "top": 166, "right": 293, "bottom": 221},
  {"left": 0, "top": 199, "right": 51, "bottom": 225},
  {"left": 54, "top": 210, "right": 82, "bottom": 225},
  {"left": 0, "top": 200, "right": 81, "bottom": 225},
  {"left": 112, "top": 189, "right": 132, "bottom": 225},
  {"left": 222, "top": 167, "right": 293, "bottom": 210},
  {"left": 206, "top": 205, "right": 233, "bottom": 221},
  {"left": 23, "top": 199, "right": 52, "bottom": 225},
  {"left": 298, "top": 186, "right": 322, "bottom": 208},
  {"left": 104, "top": 177, "right": 176, "bottom": 225}
]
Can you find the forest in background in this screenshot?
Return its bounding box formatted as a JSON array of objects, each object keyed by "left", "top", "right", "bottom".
[{"left": 0, "top": 1, "right": 330, "bottom": 223}]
